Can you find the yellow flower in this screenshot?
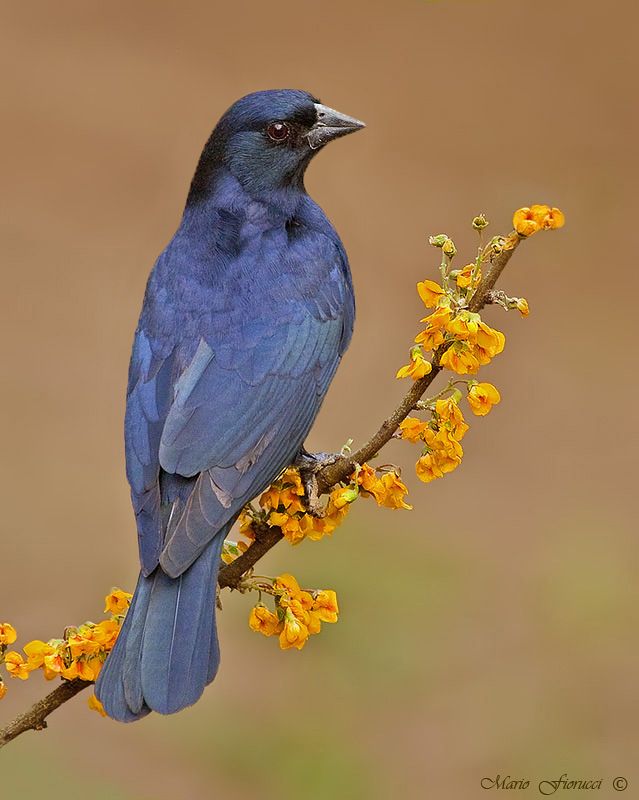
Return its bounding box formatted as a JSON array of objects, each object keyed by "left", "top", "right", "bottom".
[
  {"left": 0, "top": 680, "right": 6, "bottom": 700},
  {"left": 415, "top": 454, "right": 443, "bottom": 483},
  {"left": 539, "top": 206, "right": 565, "bottom": 229},
  {"left": 396, "top": 347, "right": 432, "bottom": 380},
  {"left": 249, "top": 605, "right": 282, "bottom": 637},
  {"left": 267, "top": 510, "right": 289, "bottom": 528},
  {"left": 456, "top": 263, "right": 481, "bottom": 290},
  {"left": 513, "top": 205, "right": 565, "bottom": 235},
  {"left": 415, "top": 443, "right": 462, "bottom": 482},
  {"left": 238, "top": 510, "right": 256, "bottom": 540},
  {"left": 435, "top": 450, "right": 462, "bottom": 475},
  {"left": 287, "top": 598, "right": 311, "bottom": 626},
  {"left": 280, "top": 467, "right": 305, "bottom": 495},
  {"left": 354, "top": 463, "right": 385, "bottom": 502},
  {"left": 399, "top": 417, "right": 430, "bottom": 443},
  {"left": 0, "top": 623, "right": 17, "bottom": 646},
  {"left": 414, "top": 324, "right": 445, "bottom": 351},
  {"left": 61, "top": 661, "right": 79, "bottom": 680},
  {"left": 433, "top": 428, "right": 464, "bottom": 463},
  {"left": 473, "top": 322, "right": 505, "bottom": 365},
  {"left": 4, "top": 651, "right": 32, "bottom": 680},
  {"left": 376, "top": 472, "right": 412, "bottom": 510},
  {"left": 260, "top": 485, "right": 282, "bottom": 510},
  {"left": 259, "top": 468, "right": 306, "bottom": 521},
  {"left": 446, "top": 311, "right": 480, "bottom": 341},
  {"left": 530, "top": 204, "right": 565, "bottom": 230},
  {"left": 88, "top": 694, "right": 107, "bottom": 717},
  {"left": 307, "top": 611, "right": 322, "bottom": 635},
  {"left": 435, "top": 397, "right": 469, "bottom": 440},
  {"left": 104, "top": 588, "right": 132, "bottom": 616},
  {"left": 417, "top": 279, "right": 446, "bottom": 309},
  {"left": 279, "top": 488, "right": 306, "bottom": 513},
  {"left": 415, "top": 305, "right": 451, "bottom": 351},
  {"left": 23, "top": 639, "right": 55, "bottom": 668},
  {"left": 513, "top": 207, "right": 541, "bottom": 237},
  {"left": 92, "top": 620, "right": 120, "bottom": 650},
  {"left": 279, "top": 609, "right": 309, "bottom": 651},
  {"left": 439, "top": 342, "right": 480, "bottom": 375},
  {"left": 309, "top": 504, "right": 349, "bottom": 539},
  {"left": 467, "top": 382, "right": 501, "bottom": 416},
  {"left": 43, "top": 647, "right": 66, "bottom": 676},
  {"left": 268, "top": 511, "right": 310, "bottom": 545},
  {"left": 68, "top": 626, "right": 103, "bottom": 659},
  {"left": 87, "top": 657, "right": 105, "bottom": 681},
  {"left": 275, "top": 573, "right": 301, "bottom": 596},
  {"left": 515, "top": 297, "right": 529, "bottom": 316},
  {"left": 65, "top": 657, "right": 101, "bottom": 682},
  {"left": 313, "top": 590, "right": 339, "bottom": 623}
]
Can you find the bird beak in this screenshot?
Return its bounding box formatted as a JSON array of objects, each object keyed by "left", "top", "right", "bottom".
[{"left": 306, "top": 103, "right": 366, "bottom": 150}]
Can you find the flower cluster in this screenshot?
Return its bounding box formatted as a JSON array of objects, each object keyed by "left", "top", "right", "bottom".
[
  {"left": 0, "top": 589, "right": 132, "bottom": 715},
  {"left": 248, "top": 573, "right": 338, "bottom": 651},
  {"left": 238, "top": 463, "right": 410, "bottom": 547},
  {"left": 399, "top": 386, "right": 500, "bottom": 483},
  {"left": 513, "top": 204, "right": 565, "bottom": 237},
  {"left": 409, "top": 281, "right": 506, "bottom": 378},
  {"left": 394, "top": 209, "right": 562, "bottom": 483}
]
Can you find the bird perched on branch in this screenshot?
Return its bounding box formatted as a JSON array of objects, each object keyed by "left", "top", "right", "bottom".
[{"left": 96, "top": 89, "right": 364, "bottom": 721}]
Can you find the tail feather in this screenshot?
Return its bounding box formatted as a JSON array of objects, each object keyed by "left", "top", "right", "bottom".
[
  {"left": 96, "top": 525, "right": 228, "bottom": 722},
  {"left": 122, "top": 572, "right": 154, "bottom": 715}
]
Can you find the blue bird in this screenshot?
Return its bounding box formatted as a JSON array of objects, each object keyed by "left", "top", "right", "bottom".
[{"left": 95, "top": 89, "right": 364, "bottom": 721}]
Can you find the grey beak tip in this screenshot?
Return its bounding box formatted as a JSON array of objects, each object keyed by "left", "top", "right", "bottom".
[{"left": 307, "top": 102, "right": 366, "bottom": 149}]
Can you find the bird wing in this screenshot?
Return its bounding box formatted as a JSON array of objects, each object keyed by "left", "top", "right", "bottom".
[{"left": 125, "top": 230, "right": 354, "bottom": 577}]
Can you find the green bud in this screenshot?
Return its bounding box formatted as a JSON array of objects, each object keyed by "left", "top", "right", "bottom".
[
  {"left": 442, "top": 238, "right": 457, "bottom": 258},
  {"left": 472, "top": 214, "right": 489, "bottom": 230},
  {"left": 429, "top": 234, "right": 449, "bottom": 248},
  {"left": 341, "top": 486, "right": 360, "bottom": 504}
]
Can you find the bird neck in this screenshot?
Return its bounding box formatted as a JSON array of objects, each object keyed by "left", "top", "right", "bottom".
[{"left": 183, "top": 169, "right": 306, "bottom": 229}]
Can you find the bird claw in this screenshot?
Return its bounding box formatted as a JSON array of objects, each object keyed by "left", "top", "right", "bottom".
[
  {"left": 294, "top": 448, "right": 341, "bottom": 474},
  {"left": 294, "top": 448, "right": 342, "bottom": 516}
]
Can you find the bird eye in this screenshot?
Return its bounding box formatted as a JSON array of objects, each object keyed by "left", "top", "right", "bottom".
[{"left": 266, "top": 121, "right": 291, "bottom": 143}]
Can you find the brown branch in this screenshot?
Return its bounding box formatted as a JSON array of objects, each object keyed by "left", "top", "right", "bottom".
[
  {"left": 0, "top": 678, "right": 90, "bottom": 748},
  {"left": 0, "top": 230, "right": 524, "bottom": 744},
  {"left": 218, "top": 522, "right": 283, "bottom": 589}
]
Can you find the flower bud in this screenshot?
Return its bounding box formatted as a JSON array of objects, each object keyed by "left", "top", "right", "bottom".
[
  {"left": 472, "top": 214, "right": 489, "bottom": 230},
  {"left": 428, "top": 234, "right": 449, "bottom": 248},
  {"left": 442, "top": 238, "right": 457, "bottom": 258}
]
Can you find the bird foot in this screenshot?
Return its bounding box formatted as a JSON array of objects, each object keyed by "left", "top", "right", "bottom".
[
  {"left": 294, "top": 448, "right": 342, "bottom": 474},
  {"left": 294, "top": 449, "right": 342, "bottom": 516}
]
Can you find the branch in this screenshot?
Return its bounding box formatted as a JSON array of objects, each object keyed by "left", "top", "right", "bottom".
[
  {"left": 218, "top": 522, "right": 282, "bottom": 589},
  {"left": 0, "top": 229, "right": 524, "bottom": 745},
  {"left": 0, "top": 678, "right": 89, "bottom": 748}
]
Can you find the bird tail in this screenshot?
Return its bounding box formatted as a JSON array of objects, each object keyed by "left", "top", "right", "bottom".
[{"left": 95, "top": 526, "right": 228, "bottom": 722}]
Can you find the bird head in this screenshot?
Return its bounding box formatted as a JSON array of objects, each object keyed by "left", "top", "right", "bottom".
[{"left": 190, "top": 89, "right": 365, "bottom": 198}]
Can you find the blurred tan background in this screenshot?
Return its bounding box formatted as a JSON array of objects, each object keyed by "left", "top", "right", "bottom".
[{"left": 1, "top": 0, "right": 638, "bottom": 797}]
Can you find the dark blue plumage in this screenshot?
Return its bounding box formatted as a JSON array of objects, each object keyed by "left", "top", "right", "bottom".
[{"left": 96, "top": 89, "right": 364, "bottom": 721}]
